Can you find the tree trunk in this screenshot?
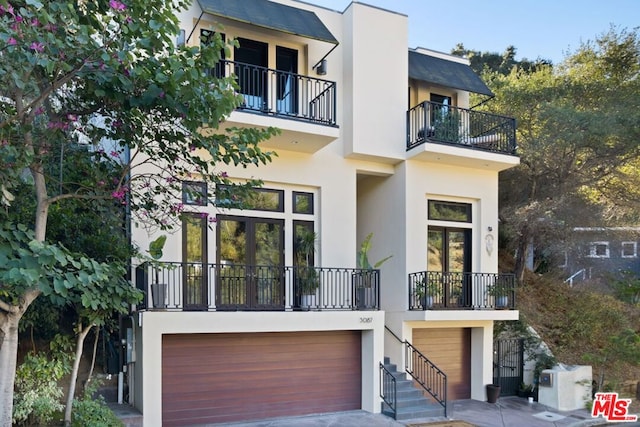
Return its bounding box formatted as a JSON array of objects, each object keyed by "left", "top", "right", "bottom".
[
  {"left": 86, "top": 327, "right": 100, "bottom": 389},
  {"left": 64, "top": 323, "right": 94, "bottom": 426},
  {"left": 0, "top": 311, "right": 21, "bottom": 427},
  {"left": 0, "top": 289, "right": 39, "bottom": 426},
  {"left": 514, "top": 235, "right": 529, "bottom": 284}
]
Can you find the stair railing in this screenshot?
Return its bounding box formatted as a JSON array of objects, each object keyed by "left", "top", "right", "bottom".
[
  {"left": 384, "top": 326, "right": 448, "bottom": 418},
  {"left": 405, "top": 341, "right": 448, "bottom": 417},
  {"left": 379, "top": 363, "right": 397, "bottom": 416}
]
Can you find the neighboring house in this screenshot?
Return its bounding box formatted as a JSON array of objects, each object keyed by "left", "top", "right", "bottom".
[
  {"left": 563, "top": 227, "right": 640, "bottom": 285},
  {"left": 127, "top": 0, "right": 520, "bottom": 425}
]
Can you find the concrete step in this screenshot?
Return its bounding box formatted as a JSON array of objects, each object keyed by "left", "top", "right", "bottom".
[{"left": 382, "top": 402, "right": 444, "bottom": 420}]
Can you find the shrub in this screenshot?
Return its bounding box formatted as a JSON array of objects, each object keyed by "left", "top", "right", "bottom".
[
  {"left": 12, "top": 352, "right": 69, "bottom": 426},
  {"left": 72, "top": 377, "right": 123, "bottom": 427}
]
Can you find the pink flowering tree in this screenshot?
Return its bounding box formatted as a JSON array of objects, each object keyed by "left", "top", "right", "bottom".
[{"left": 0, "top": 0, "right": 277, "bottom": 422}]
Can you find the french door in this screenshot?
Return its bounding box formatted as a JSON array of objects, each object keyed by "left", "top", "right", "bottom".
[
  {"left": 427, "top": 227, "right": 471, "bottom": 307},
  {"left": 183, "top": 214, "right": 208, "bottom": 310},
  {"left": 216, "top": 216, "right": 285, "bottom": 310}
]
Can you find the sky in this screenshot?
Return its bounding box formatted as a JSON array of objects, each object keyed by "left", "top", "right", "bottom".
[{"left": 309, "top": 0, "right": 640, "bottom": 64}]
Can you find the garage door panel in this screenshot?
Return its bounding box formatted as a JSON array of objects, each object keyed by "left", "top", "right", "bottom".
[
  {"left": 162, "top": 331, "right": 361, "bottom": 425},
  {"left": 412, "top": 328, "right": 471, "bottom": 400}
]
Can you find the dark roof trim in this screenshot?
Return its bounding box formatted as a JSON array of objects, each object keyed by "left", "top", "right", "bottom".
[
  {"left": 408, "top": 50, "right": 494, "bottom": 97},
  {"left": 197, "top": 0, "right": 338, "bottom": 44}
]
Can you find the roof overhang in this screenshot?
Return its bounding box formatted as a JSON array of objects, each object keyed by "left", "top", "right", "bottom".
[
  {"left": 196, "top": 0, "right": 338, "bottom": 45},
  {"left": 408, "top": 50, "right": 494, "bottom": 97}
]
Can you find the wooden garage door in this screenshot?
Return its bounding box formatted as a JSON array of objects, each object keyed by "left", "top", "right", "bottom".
[
  {"left": 412, "top": 328, "right": 471, "bottom": 400},
  {"left": 162, "top": 331, "right": 361, "bottom": 426}
]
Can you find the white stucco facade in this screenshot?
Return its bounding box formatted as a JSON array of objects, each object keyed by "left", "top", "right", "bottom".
[{"left": 128, "top": 0, "right": 520, "bottom": 424}]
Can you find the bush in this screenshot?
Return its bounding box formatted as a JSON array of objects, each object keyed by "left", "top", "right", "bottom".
[
  {"left": 72, "top": 377, "right": 123, "bottom": 427},
  {"left": 72, "top": 398, "right": 122, "bottom": 427},
  {"left": 12, "top": 352, "right": 69, "bottom": 426}
]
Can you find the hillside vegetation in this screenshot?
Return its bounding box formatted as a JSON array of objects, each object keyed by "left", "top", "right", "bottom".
[{"left": 504, "top": 253, "right": 640, "bottom": 393}]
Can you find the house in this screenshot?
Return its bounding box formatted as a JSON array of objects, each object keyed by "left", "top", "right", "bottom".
[
  {"left": 127, "top": 0, "right": 520, "bottom": 425},
  {"left": 563, "top": 227, "right": 640, "bottom": 286}
]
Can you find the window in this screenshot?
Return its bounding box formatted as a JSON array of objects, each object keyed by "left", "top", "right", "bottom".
[
  {"left": 245, "top": 188, "right": 284, "bottom": 212},
  {"left": 621, "top": 241, "right": 637, "bottom": 258},
  {"left": 588, "top": 242, "right": 610, "bottom": 258},
  {"left": 428, "top": 200, "right": 471, "bottom": 223},
  {"left": 215, "top": 185, "right": 284, "bottom": 212},
  {"left": 182, "top": 181, "right": 207, "bottom": 206},
  {"left": 293, "top": 191, "right": 313, "bottom": 214}
]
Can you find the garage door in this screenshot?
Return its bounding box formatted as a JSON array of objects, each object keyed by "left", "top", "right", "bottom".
[
  {"left": 162, "top": 331, "right": 362, "bottom": 426},
  {"left": 412, "top": 328, "right": 471, "bottom": 400}
]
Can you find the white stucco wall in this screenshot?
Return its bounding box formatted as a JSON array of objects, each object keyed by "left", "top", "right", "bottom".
[
  {"left": 135, "top": 310, "right": 384, "bottom": 426},
  {"left": 342, "top": 2, "right": 407, "bottom": 160}
]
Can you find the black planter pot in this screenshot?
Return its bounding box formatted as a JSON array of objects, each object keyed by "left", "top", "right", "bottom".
[{"left": 486, "top": 384, "right": 501, "bottom": 403}]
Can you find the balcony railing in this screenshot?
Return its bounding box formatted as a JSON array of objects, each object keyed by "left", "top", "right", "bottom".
[
  {"left": 408, "top": 271, "right": 516, "bottom": 310},
  {"left": 407, "top": 101, "right": 516, "bottom": 155},
  {"left": 215, "top": 60, "right": 337, "bottom": 126},
  {"left": 134, "top": 262, "right": 378, "bottom": 311}
]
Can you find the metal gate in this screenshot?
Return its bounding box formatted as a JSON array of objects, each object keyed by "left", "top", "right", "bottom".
[{"left": 493, "top": 338, "right": 523, "bottom": 396}]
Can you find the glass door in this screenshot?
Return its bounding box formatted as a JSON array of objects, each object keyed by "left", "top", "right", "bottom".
[
  {"left": 183, "top": 214, "right": 208, "bottom": 310},
  {"left": 217, "top": 216, "right": 284, "bottom": 310},
  {"left": 428, "top": 227, "right": 471, "bottom": 307}
]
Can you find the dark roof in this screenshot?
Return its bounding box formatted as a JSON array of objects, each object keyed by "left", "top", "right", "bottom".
[
  {"left": 408, "top": 50, "right": 494, "bottom": 97},
  {"left": 197, "top": 0, "right": 338, "bottom": 44}
]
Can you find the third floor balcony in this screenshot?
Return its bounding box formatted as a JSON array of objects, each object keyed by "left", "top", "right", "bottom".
[
  {"left": 407, "top": 101, "right": 518, "bottom": 167},
  {"left": 215, "top": 60, "right": 339, "bottom": 153}
]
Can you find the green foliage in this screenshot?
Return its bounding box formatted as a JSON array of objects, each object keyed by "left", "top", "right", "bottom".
[
  {"left": 148, "top": 235, "right": 167, "bottom": 261},
  {"left": 71, "top": 378, "right": 122, "bottom": 427},
  {"left": 357, "top": 233, "right": 392, "bottom": 270},
  {"left": 294, "top": 229, "right": 319, "bottom": 295},
  {"left": 611, "top": 270, "right": 640, "bottom": 305},
  {"left": 0, "top": 223, "right": 142, "bottom": 317},
  {"left": 12, "top": 348, "right": 71, "bottom": 426},
  {"left": 483, "top": 27, "right": 640, "bottom": 279},
  {"left": 517, "top": 271, "right": 640, "bottom": 390}
]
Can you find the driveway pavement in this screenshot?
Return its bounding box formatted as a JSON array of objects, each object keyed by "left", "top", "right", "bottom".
[{"left": 110, "top": 396, "right": 639, "bottom": 427}]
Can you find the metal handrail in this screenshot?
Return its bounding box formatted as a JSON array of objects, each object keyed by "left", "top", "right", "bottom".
[
  {"left": 216, "top": 60, "right": 337, "bottom": 126},
  {"left": 408, "top": 271, "right": 516, "bottom": 310},
  {"left": 564, "top": 268, "right": 586, "bottom": 287},
  {"left": 134, "top": 262, "right": 379, "bottom": 311},
  {"left": 407, "top": 100, "right": 517, "bottom": 155},
  {"left": 379, "top": 363, "right": 397, "bottom": 417},
  {"left": 384, "top": 326, "right": 448, "bottom": 417},
  {"left": 405, "top": 341, "right": 448, "bottom": 417}
]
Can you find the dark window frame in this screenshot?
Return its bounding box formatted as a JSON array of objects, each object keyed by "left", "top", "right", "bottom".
[
  {"left": 182, "top": 181, "right": 208, "bottom": 206},
  {"left": 292, "top": 191, "right": 314, "bottom": 214},
  {"left": 428, "top": 200, "right": 472, "bottom": 223}
]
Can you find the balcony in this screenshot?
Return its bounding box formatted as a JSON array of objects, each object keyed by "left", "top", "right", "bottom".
[
  {"left": 214, "top": 60, "right": 339, "bottom": 153},
  {"left": 135, "top": 262, "right": 379, "bottom": 311},
  {"left": 406, "top": 102, "right": 518, "bottom": 170},
  {"left": 408, "top": 271, "right": 516, "bottom": 310}
]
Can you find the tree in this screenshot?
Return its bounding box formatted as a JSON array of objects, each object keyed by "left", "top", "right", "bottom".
[
  {"left": 480, "top": 27, "right": 640, "bottom": 281},
  {"left": 0, "top": 0, "right": 277, "bottom": 422},
  {"left": 450, "top": 43, "right": 551, "bottom": 76}
]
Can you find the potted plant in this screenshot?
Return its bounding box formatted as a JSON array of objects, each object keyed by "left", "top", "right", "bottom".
[
  {"left": 294, "top": 229, "right": 319, "bottom": 309},
  {"left": 518, "top": 382, "right": 535, "bottom": 399},
  {"left": 414, "top": 276, "right": 441, "bottom": 309},
  {"left": 487, "top": 280, "right": 510, "bottom": 309},
  {"left": 147, "top": 235, "right": 168, "bottom": 309},
  {"left": 354, "top": 233, "right": 392, "bottom": 309}
]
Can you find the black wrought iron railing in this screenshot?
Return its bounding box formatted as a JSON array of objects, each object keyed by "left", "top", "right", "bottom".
[
  {"left": 134, "top": 262, "right": 378, "bottom": 311},
  {"left": 215, "top": 60, "right": 337, "bottom": 126},
  {"left": 383, "top": 326, "right": 448, "bottom": 418},
  {"left": 408, "top": 271, "right": 516, "bottom": 310},
  {"left": 407, "top": 101, "right": 516, "bottom": 155},
  {"left": 405, "top": 341, "right": 448, "bottom": 416},
  {"left": 379, "top": 363, "right": 397, "bottom": 416}
]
